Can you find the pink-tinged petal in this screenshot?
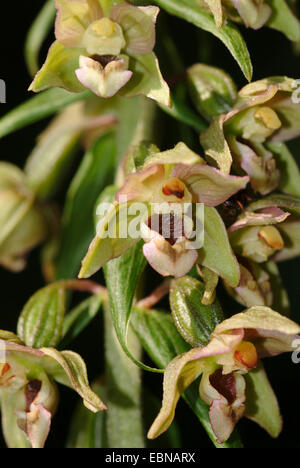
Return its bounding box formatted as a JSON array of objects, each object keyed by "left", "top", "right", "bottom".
[
  {"left": 214, "top": 306, "right": 300, "bottom": 357},
  {"left": 143, "top": 237, "right": 198, "bottom": 278},
  {"left": 172, "top": 163, "right": 249, "bottom": 206},
  {"left": 208, "top": 371, "right": 246, "bottom": 444},
  {"left": 228, "top": 138, "right": 280, "bottom": 195},
  {"left": 23, "top": 404, "right": 52, "bottom": 449},
  {"left": 55, "top": 0, "right": 103, "bottom": 47},
  {"left": 110, "top": 2, "right": 159, "bottom": 54},
  {"left": 76, "top": 56, "right": 132, "bottom": 98},
  {"left": 116, "top": 164, "right": 165, "bottom": 202},
  {"left": 228, "top": 207, "right": 290, "bottom": 232}
]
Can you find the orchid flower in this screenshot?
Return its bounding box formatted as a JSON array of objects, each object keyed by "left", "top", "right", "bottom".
[
  {"left": 79, "top": 142, "right": 249, "bottom": 281},
  {"left": 148, "top": 306, "right": 300, "bottom": 444},
  {"left": 200, "top": 76, "right": 300, "bottom": 195},
  {"left": 198, "top": 0, "right": 300, "bottom": 41},
  {"left": 29, "top": 0, "right": 170, "bottom": 105},
  {"left": 0, "top": 331, "right": 106, "bottom": 448}
]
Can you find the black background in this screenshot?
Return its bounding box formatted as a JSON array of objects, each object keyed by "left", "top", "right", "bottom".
[{"left": 0, "top": 0, "right": 300, "bottom": 448}]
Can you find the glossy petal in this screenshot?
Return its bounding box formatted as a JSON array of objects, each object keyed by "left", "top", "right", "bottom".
[
  {"left": 172, "top": 163, "right": 249, "bottom": 206},
  {"left": 110, "top": 3, "right": 159, "bottom": 54},
  {"left": 76, "top": 55, "right": 132, "bottom": 98}
]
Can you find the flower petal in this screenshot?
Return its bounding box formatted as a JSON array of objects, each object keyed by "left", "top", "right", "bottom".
[
  {"left": 76, "top": 56, "right": 132, "bottom": 98},
  {"left": 55, "top": 0, "right": 103, "bottom": 47},
  {"left": 29, "top": 41, "right": 85, "bottom": 93},
  {"left": 110, "top": 3, "right": 159, "bottom": 54},
  {"left": 214, "top": 306, "right": 300, "bottom": 356},
  {"left": 228, "top": 137, "right": 280, "bottom": 195},
  {"left": 245, "top": 361, "right": 282, "bottom": 438},
  {"left": 172, "top": 164, "right": 249, "bottom": 206},
  {"left": 228, "top": 206, "right": 290, "bottom": 232},
  {"left": 143, "top": 236, "right": 198, "bottom": 278}
]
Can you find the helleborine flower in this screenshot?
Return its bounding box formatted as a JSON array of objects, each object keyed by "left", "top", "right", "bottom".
[
  {"left": 198, "top": 0, "right": 300, "bottom": 41},
  {"left": 0, "top": 163, "right": 48, "bottom": 272},
  {"left": 0, "top": 332, "right": 106, "bottom": 448},
  {"left": 228, "top": 206, "right": 290, "bottom": 263},
  {"left": 79, "top": 142, "right": 249, "bottom": 281},
  {"left": 201, "top": 76, "right": 300, "bottom": 195},
  {"left": 148, "top": 306, "right": 300, "bottom": 444},
  {"left": 29, "top": 0, "right": 170, "bottom": 105}
]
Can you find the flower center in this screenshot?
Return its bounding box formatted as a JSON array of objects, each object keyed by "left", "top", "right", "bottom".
[
  {"left": 92, "top": 18, "right": 117, "bottom": 37},
  {"left": 209, "top": 368, "right": 236, "bottom": 404},
  {"left": 162, "top": 178, "right": 186, "bottom": 200},
  {"left": 254, "top": 106, "right": 281, "bottom": 131},
  {"left": 234, "top": 341, "right": 258, "bottom": 369}
]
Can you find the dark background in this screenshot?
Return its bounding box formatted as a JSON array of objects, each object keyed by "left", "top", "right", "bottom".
[{"left": 0, "top": 0, "right": 300, "bottom": 448}]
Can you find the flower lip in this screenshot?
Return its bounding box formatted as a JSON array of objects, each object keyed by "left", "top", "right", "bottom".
[
  {"left": 146, "top": 213, "right": 186, "bottom": 246},
  {"left": 209, "top": 368, "right": 236, "bottom": 405},
  {"left": 90, "top": 54, "right": 117, "bottom": 67},
  {"left": 25, "top": 380, "right": 42, "bottom": 412}
]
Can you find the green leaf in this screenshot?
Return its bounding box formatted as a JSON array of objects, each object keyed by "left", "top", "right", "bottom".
[
  {"left": 17, "top": 282, "right": 67, "bottom": 348},
  {"left": 104, "top": 242, "right": 162, "bottom": 372},
  {"left": 154, "top": 0, "right": 252, "bottom": 81},
  {"left": 122, "top": 52, "right": 171, "bottom": 106},
  {"left": 79, "top": 195, "right": 141, "bottom": 279},
  {"left": 245, "top": 361, "right": 282, "bottom": 438},
  {"left": 56, "top": 132, "right": 116, "bottom": 280},
  {"left": 198, "top": 206, "right": 240, "bottom": 287},
  {"left": 187, "top": 63, "right": 237, "bottom": 121},
  {"left": 24, "top": 106, "right": 82, "bottom": 200},
  {"left": 29, "top": 41, "right": 85, "bottom": 93},
  {"left": 266, "top": 0, "right": 300, "bottom": 41},
  {"left": 24, "top": 0, "right": 56, "bottom": 77},
  {"left": 131, "top": 307, "right": 243, "bottom": 448},
  {"left": 104, "top": 303, "right": 145, "bottom": 448},
  {"left": 159, "top": 92, "right": 208, "bottom": 132},
  {"left": 0, "top": 88, "right": 90, "bottom": 140},
  {"left": 266, "top": 142, "right": 300, "bottom": 198},
  {"left": 66, "top": 380, "right": 107, "bottom": 448},
  {"left": 116, "top": 96, "right": 157, "bottom": 165},
  {"left": 170, "top": 276, "right": 224, "bottom": 347},
  {"left": 61, "top": 294, "right": 103, "bottom": 348}
]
